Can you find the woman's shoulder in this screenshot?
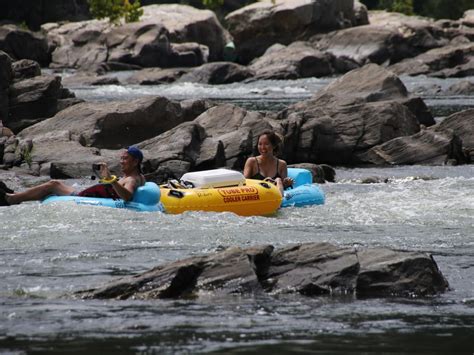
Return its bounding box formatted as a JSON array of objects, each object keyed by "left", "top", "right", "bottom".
[{"left": 245, "top": 156, "right": 258, "bottom": 165}]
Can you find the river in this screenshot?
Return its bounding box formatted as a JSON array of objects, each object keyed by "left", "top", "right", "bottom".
[{"left": 1, "top": 74, "right": 473, "bottom": 353}]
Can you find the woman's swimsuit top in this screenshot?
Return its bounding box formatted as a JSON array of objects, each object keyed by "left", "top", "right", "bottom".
[{"left": 251, "top": 157, "right": 281, "bottom": 180}]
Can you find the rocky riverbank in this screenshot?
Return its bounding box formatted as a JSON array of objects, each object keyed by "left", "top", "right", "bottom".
[{"left": 0, "top": 1, "right": 473, "bottom": 185}]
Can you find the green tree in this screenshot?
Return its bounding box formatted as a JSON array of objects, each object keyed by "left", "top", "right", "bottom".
[
  {"left": 201, "top": 0, "right": 224, "bottom": 10},
  {"left": 414, "top": 0, "right": 473, "bottom": 20},
  {"left": 88, "top": 0, "right": 143, "bottom": 25},
  {"left": 378, "top": 0, "right": 414, "bottom": 15},
  {"left": 361, "top": 0, "right": 474, "bottom": 19}
]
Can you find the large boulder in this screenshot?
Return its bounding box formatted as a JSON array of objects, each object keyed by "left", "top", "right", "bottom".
[
  {"left": 139, "top": 104, "right": 274, "bottom": 176},
  {"left": 44, "top": 4, "right": 230, "bottom": 70},
  {"left": 179, "top": 62, "right": 255, "bottom": 84},
  {"left": 126, "top": 67, "right": 190, "bottom": 85},
  {"left": 437, "top": 109, "right": 474, "bottom": 161},
  {"left": 445, "top": 81, "right": 474, "bottom": 95},
  {"left": 359, "top": 126, "right": 467, "bottom": 165},
  {"left": 19, "top": 96, "right": 189, "bottom": 149},
  {"left": 77, "top": 243, "right": 449, "bottom": 300},
  {"left": 0, "top": 24, "right": 50, "bottom": 66},
  {"left": 276, "top": 64, "right": 433, "bottom": 165},
  {"left": 7, "top": 74, "right": 79, "bottom": 133},
  {"left": 15, "top": 97, "right": 211, "bottom": 176},
  {"left": 0, "top": 51, "right": 13, "bottom": 119},
  {"left": 430, "top": 57, "right": 474, "bottom": 78},
  {"left": 140, "top": 5, "right": 230, "bottom": 62},
  {"left": 249, "top": 42, "right": 334, "bottom": 80},
  {"left": 225, "top": 0, "right": 355, "bottom": 64},
  {"left": 313, "top": 11, "right": 449, "bottom": 70},
  {"left": 389, "top": 43, "right": 474, "bottom": 76},
  {"left": 11, "top": 59, "right": 41, "bottom": 81}
]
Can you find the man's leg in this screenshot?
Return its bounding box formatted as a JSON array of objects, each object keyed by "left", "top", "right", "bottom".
[{"left": 6, "top": 180, "right": 75, "bottom": 205}]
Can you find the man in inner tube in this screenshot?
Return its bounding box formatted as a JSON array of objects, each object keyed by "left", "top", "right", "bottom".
[{"left": 0, "top": 146, "right": 145, "bottom": 206}]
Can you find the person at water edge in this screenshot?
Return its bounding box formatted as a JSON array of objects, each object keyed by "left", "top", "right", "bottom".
[
  {"left": 0, "top": 147, "right": 146, "bottom": 206},
  {"left": 243, "top": 131, "right": 293, "bottom": 196}
]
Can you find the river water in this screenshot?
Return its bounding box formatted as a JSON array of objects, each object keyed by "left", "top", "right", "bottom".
[{"left": 1, "top": 75, "right": 473, "bottom": 353}]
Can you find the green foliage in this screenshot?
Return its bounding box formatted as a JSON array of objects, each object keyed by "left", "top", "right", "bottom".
[
  {"left": 21, "top": 145, "right": 33, "bottom": 169},
  {"left": 88, "top": 0, "right": 143, "bottom": 25},
  {"left": 19, "top": 21, "right": 30, "bottom": 31},
  {"left": 391, "top": 0, "right": 414, "bottom": 15},
  {"left": 414, "top": 0, "right": 473, "bottom": 20},
  {"left": 376, "top": 0, "right": 414, "bottom": 15},
  {"left": 360, "top": 0, "right": 473, "bottom": 19},
  {"left": 202, "top": 0, "right": 224, "bottom": 10}
]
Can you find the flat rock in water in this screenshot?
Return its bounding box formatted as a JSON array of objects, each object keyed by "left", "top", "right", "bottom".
[{"left": 77, "top": 243, "right": 449, "bottom": 300}]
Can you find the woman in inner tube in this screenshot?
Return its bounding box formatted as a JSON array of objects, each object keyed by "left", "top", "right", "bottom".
[
  {"left": 243, "top": 131, "right": 293, "bottom": 196},
  {"left": 0, "top": 147, "right": 145, "bottom": 206}
]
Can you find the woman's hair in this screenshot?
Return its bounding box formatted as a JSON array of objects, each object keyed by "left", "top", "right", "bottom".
[{"left": 256, "top": 130, "right": 283, "bottom": 155}]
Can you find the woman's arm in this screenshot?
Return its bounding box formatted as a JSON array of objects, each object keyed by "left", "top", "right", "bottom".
[
  {"left": 279, "top": 160, "right": 293, "bottom": 188},
  {"left": 243, "top": 158, "right": 256, "bottom": 178},
  {"left": 279, "top": 159, "right": 288, "bottom": 179}
]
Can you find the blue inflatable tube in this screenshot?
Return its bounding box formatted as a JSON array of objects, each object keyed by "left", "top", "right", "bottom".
[
  {"left": 281, "top": 168, "right": 325, "bottom": 208},
  {"left": 42, "top": 182, "right": 163, "bottom": 212}
]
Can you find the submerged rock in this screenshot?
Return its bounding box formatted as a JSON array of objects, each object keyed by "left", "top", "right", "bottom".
[{"left": 77, "top": 242, "right": 449, "bottom": 300}]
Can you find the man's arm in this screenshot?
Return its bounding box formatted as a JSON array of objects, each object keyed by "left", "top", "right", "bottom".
[{"left": 113, "top": 177, "right": 137, "bottom": 201}]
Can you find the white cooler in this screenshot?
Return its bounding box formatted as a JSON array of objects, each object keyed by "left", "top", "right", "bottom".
[{"left": 180, "top": 169, "right": 246, "bottom": 188}]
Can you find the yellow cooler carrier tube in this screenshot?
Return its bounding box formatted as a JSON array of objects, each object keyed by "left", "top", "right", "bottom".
[{"left": 160, "top": 179, "right": 282, "bottom": 216}]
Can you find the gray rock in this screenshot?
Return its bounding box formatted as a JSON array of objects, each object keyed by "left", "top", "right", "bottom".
[
  {"left": 19, "top": 96, "right": 189, "bottom": 150},
  {"left": 389, "top": 43, "right": 474, "bottom": 76},
  {"left": 77, "top": 243, "right": 449, "bottom": 300},
  {"left": 61, "top": 73, "right": 121, "bottom": 87},
  {"left": 180, "top": 99, "right": 216, "bottom": 122},
  {"left": 445, "top": 80, "right": 474, "bottom": 95},
  {"left": 0, "top": 24, "right": 49, "bottom": 66},
  {"left": 438, "top": 109, "right": 474, "bottom": 161},
  {"left": 179, "top": 62, "right": 255, "bottom": 84},
  {"left": 288, "top": 163, "right": 336, "bottom": 183},
  {"left": 126, "top": 67, "right": 190, "bottom": 85},
  {"left": 226, "top": 0, "right": 354, "bottom": 64},
  {"left": 249, "top": 42, "right": 333, "bottom": 80},
  {"left": 139, "top": 104, "right": 273, "bottom": 173},
  {"left": 12, "top": 59, "right": 41, "bottom": 81},
  {"left": 277, "top": 64, "right": 430, "bottom": 165},
  {"left": 359, "top": 126, "right": 467, "bottom": 165},
  {"left": 0, "top": 51, "right": 12, "bottom": 119},
  {"left": 170, "top": 42, "right": 209, "bottom": 67},
  {"left": 104, "top": 21, "right": 172, "bottom": 68},
  {"left": 356, "top": 247, "right": 449, "bottom": 297},
  {"left": 45, "top": 4, "right": 230, "bottom": 69},
  {"left": 8, "top": 74, "right": 77, "bottom": 133},
  {"left": 194, "top": 104, "right": 274, "bottom": 169},
  {"left": 352, "top": 0, "right": 369, "bottom": 26},
  {"left": 431, "top": 57, "right": 474, "bottom": 78},
  {"left": 139, "top": 5, "right": 230, "bottom": 62}
]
